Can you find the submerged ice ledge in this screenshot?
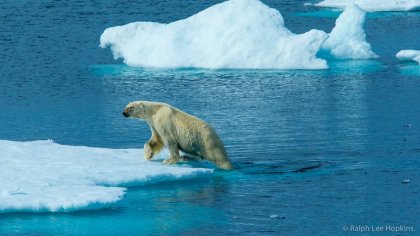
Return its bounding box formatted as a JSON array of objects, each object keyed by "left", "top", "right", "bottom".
[
  {"left": 100, "top": 0, "right": 377, "bottom": 70},
  {"left": 315, "top": 0, "right": 420, "bottom": 12},
  {"left": 0, "top": 140, "right": 212, "bottom": 213}
]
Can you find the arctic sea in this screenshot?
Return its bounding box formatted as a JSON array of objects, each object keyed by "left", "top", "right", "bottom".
[{"left": 1, "top": 0, "right": 419, "bottom": 235}]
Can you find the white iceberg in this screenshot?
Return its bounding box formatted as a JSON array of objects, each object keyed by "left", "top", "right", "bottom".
[
  {"left": 0, "top": 140, "right": 212, "bottom": 213},
  {"left": 321, "top": 4, "right": 377, "bottom": 59},
  {"left": 315, "top": 0, "right": 420, "bottom": 12},
  {"left": 396, "top": 50, "right": 420, "bottom": 65},
  {"left": 100, "top": 0, "right": 329, "bottom": 69},
  {"left": 100, "top": 0, "right": 378, "bottom": 70}
]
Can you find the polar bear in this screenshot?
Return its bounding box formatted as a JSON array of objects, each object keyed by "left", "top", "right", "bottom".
[{"left": 122, "top": 101, "right": 233, "bottom": 170}]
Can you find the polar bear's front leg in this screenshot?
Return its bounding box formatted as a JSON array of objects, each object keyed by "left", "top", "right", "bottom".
[
  {"left": 143, "top": 133, "right": 163, "bottom": 161},
  {"left": 144, "top": 142, "right": 154, "bottom": 160},
  {"left": 163, "top": 142, "right": 180, "bottom": 165}
]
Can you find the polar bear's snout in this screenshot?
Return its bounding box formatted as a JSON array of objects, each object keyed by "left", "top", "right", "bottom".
[{"left": 122, "top": 106, "right": 134, "bottom": 117}]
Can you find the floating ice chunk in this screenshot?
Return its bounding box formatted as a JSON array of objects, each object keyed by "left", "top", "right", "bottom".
[
  {"left": 402, "top": 179, "right": 410, "bottom": 183},
  {"left": 0, "top": 140, "right": 212, "bottom": 213},
  {"left": 315, "top": 0, "right": 420, "bottom": 12},
  {"left": 396, "top": 50, "right": 420, "bottom": 65},
  {"left": 100, "top": 0, "right": 328, "bottom": 69},
  {"left": 321, "top": 4, "right": 377, "bottom": 59}
]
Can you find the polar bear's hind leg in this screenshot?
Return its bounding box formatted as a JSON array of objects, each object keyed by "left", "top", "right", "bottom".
[{"left": 163, "top": 142, "right": 180, "bottom": 165}]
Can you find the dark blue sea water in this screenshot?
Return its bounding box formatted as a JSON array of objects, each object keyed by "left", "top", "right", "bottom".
[{"left": 1, "top": 0, "right": 419, "bottom": 235}]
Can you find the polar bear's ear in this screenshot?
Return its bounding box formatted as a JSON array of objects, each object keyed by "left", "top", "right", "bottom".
[{"left": 137, "top": 102, "right": 145, "bottom": 108}]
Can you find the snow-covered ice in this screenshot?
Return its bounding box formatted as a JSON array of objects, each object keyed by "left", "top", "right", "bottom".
[
  {"left": 315, "top": 0, "right": 420, "bottom": 12},
  {"left": 100, "top": 0, "right": 329, "bottom": 69},
  {"left": 396, "top": 50, "right": 420, "bottom": 65},
  {"left": 100, "top": 0, "right": 379, "bottom": 70},
  {"left": 321, "top": 5, "right": 377, "bottom": 59},
  {"left": 100, "top": 0, "right": 376, "bottom": 69},
  {"left": 0, "top": 140, "right": 212, "bottom": 213}
]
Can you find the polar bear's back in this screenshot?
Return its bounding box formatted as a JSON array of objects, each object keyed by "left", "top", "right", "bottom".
[
  {"left": 159, "top": 105, "right": 226, "bottom": 154},
  {"left": 171, "top": 107, "right": 223, "bottom": 150}
]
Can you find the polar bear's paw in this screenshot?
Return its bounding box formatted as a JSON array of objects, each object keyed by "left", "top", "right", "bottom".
[{"left": 144, "top": 144, "right": 154, "bottom": 160}]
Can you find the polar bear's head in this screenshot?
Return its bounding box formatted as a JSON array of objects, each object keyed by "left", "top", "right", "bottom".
[
  {"left": 123, "top": 101, "right": 163, "bottom": 120},
  {"left": 123, "top": 101, "right": 149, "bottom": 119}
]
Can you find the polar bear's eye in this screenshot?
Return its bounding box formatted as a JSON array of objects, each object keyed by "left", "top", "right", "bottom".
[{"left": 129, "top": 107, "right": 134, "bottom": 111}]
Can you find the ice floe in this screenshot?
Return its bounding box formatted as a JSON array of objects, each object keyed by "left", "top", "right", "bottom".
[
  {"left": 315, "top": 0, "right": 420, "bottom": 12},
  {"left": 0, "top": 140, "right": 212, "bottom": 213},
  {"left": 100, "top": 0, "right": 378, "bottom": 70},
  {"left": 396, "top": 50, "right": 420, "bottom": 65},
  {"left": 100, "top": 0, "right": 328, "bottom": 69},
  {"left": 320, "top": 4, "right": 377, "bottom": 59}
]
